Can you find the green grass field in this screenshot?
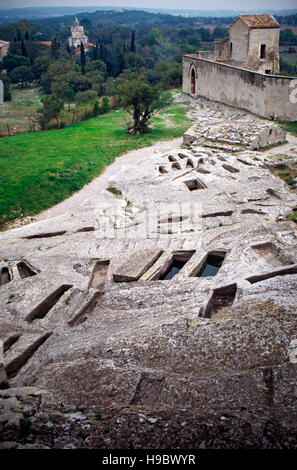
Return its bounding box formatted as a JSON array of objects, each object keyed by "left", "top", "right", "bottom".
[{"left": 0, "top": 103, "right": 192, "bottom": 228}]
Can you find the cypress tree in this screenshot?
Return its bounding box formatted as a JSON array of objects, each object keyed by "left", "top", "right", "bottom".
[
  {"left": 117, "top": 50, "right": 126, "bottom": 76},
  {"left": 50, "top": 38, "right": 61, "bottom": 59},
  {"left": 92, "top": 40, "right": 99, "bottom": 61},
  {"left": 99, "top": 41, "right": 107, "bottom": 62},
  {"left": 21, "top": 40, "right": 27, "bottom": 57},
  {"left": 130, "top": 30, "right": 136, "bottom": 53},
  {"left": 80, "top": 41, "right": 86, "bottom": 74}
]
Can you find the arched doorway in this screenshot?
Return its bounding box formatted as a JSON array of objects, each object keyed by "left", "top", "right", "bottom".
[{"left": 191, "top": 68, "right": 196, "bottom": 95}]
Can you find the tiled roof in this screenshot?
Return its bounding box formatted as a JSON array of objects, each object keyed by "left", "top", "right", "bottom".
[
  {"left": 237, "top": 14, "right": 279, "bottom": 29},
  {"left": 74, "top": 42, "right": 94, "bottom": 54}
]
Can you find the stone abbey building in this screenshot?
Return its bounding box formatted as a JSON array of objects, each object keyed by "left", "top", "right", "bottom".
[
  {"left": 183, "top": 14, "right": 297, "bottom": 121},
  {"left": 68, "top": 17, "right": 89, "bottom": 49}
]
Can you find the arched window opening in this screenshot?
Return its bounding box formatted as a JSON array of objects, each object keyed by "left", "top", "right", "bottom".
[{"left": 191, "top": 68, "right": 196, "bottom": 95}]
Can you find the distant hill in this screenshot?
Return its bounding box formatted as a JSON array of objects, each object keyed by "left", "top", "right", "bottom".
[{"left": 0, "top": 6, "right": 297, "bottom": 26}]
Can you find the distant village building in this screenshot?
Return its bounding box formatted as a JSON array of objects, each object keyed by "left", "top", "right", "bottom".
[
  {"left": 68, "top": 17, "right": 89, "bottom": 49},
  {"left": 0, "top": 40, "right": 10, "bottom": 60},
  {"left": 183, "top": 14, "right": 297, "bottom": 121}
]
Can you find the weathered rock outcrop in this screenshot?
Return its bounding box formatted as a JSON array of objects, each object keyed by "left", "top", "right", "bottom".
[{"left": 0, "top": 94, "right": 296, "bottom": 448}]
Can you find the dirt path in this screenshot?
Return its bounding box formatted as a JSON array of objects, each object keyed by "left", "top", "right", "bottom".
[{"left": 17, "top": 138, "right": 183, "bottom": 225}]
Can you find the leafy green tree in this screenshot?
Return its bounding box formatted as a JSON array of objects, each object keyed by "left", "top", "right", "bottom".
[
  {"left": 75, "top": 90, "right": 98, "bottom": 105},
  {"left": 32, "top": 56, "right": 51, "bottom": 80},
  {"left": 117, "top": 73, "right": 161, "bottom": 134},
  {"left": 126, "top": 52, "right": 145, "bottom": 70},
  {"left": 145, "top": 28, "right": 162, "bottom": 46},
  {"left": 81, "top": 18, "right": 92, "bottom": 29},
  {"left": 86, "top": 59, "right": 106, "bottom": 75},
  {"left": 40, "top": 73, "right": 52, "bottom": 94},
  {"left": 62, "top": 89, "right": 76, "bottom": 111},
  {"left": 10, "top": 66, "right": 34, "bottom": 87},
  {"left": 212, "top": 26, "right": 228, "bottom": 40},
  {"left": 85, "top": 70, "right": 105, "bottom": 93},
  {"left": 0, "top": 54, "right": 30, "bottom": 74},
  {"left": 38, "top": 95, "right": 64, "bottom": 129},
  {"left": 100, "top": 96, "right": 109, "bottom": 114}
]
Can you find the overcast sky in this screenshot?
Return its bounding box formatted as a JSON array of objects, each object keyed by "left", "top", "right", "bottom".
[{"left": 0, "top": 0, "right": 296, "bottom": 11}]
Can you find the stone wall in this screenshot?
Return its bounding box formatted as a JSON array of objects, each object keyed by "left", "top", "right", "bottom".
[
  {"left": 247, "top": 28, "right": 280, "bottom": 73},
  {"left": 214, "top": 37, "right": 230, "bottom": 60},
  {"left": 228, "top": 18, "right": 248, "bottom": 64},
  {"left": 183, "top": 55, "right": 297, "bottom": 121}
]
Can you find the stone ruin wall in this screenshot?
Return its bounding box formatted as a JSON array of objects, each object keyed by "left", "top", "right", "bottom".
[
  {"left": 247, "top": 28, "right": 280, "bottom": 73},
  {"left": 183, "top": 55, "right": 297, "bottom": 121}
]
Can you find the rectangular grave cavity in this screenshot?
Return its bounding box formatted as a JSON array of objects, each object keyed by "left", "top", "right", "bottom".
[
  {"left": 0, "top": 267, "right": 11, "bottom": 286},
  {"left": 76, "top": 227, "right": 95, "bottom": 233},
  {"left": 203, "top": 283, "right": 237, "bottom": 319},
  {"left": 193, "top": 251, "right": 227, "bottom": 278},
  {"left": 68, "top": 291, "right": 103, "bottom": 327},
  {"left": 26, "top": 284, "right": 73, "bottom": 322},
  {"left": 5, "top": 332, "right": 52, "bottom": 379},
  {"left": 3, "top": 334, "right": 21, "bottom": 353},
  {"left": 154, "top": 251, "right": 195, "bottom": 281},
  {"left": 17, "top": 261, "right": 37, "bottom": 279},
  {"left": 246, "top": 265, "right": 297, "bottom": 284},
  {"left": 184, "top": 178, "right": 207, "bottom": 191},
  {"left": 90, "top": 260, "right": 110, "bottom": 289},
  {"left": 131, "top": 373, "right": 164, "bottom": 405},
  {"left": 202, "top": 211, "right": 233, "bottom": 218},
  {"left": 24, "top": 231, "right": 67, "bottom": 239},
  {"left": 251, "top": 243, "right": 292, "bottom": 268}
]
